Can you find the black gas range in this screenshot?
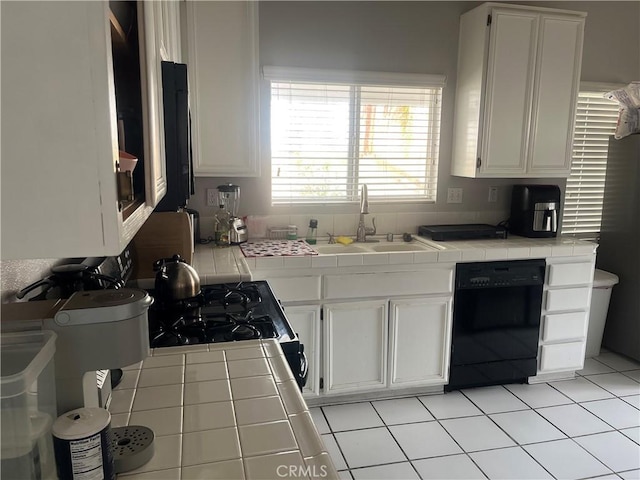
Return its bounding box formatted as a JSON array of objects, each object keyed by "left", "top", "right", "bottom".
[{"left": 147, "top": 280, "right": 308, "bottom": 390}]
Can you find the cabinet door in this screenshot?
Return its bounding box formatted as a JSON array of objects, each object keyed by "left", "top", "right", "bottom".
[
  {"left": 480, "top": 9, "right": 538, "bottom": 176},
  {"left": 155, "top": 1, "right": 181, "bottom": 62},
  {"left": 139, "top": 2, "right": 167, "bottom": 208},
  {"left": 186, "top": 2, "right": 260, "bottom": 176},
  {"left": 389, "top": 297, "right": 452, "bottom": 387},
  {"left": 528, "top": 14, "right": 584, "bottom": 175},
  {"left": 323, "top": 300, "right": 388, "bottom": 394},
  {"left": 285, "top": 305, "right": 321, "bottom": 397}
]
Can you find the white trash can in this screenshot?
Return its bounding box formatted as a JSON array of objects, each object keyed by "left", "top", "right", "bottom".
[{"left": 585, "top": 269, "right": 619, "bottom": 358}]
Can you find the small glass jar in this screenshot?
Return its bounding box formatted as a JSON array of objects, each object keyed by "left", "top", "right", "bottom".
[{"left": 287, "top": 225, "right": 298, "bottom": 240}]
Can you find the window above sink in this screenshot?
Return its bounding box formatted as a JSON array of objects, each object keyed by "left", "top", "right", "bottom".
[{"left": 263, "top": 67, "right": 446, "bottom": 206}]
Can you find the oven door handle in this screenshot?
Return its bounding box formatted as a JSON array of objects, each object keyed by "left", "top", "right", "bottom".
[{"left": 299, "top": 345, "right": 309, "bottom": 388}]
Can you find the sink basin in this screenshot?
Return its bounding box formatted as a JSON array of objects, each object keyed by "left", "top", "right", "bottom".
[
  {"left": 313, "top": 240, "right": 438, "bottom": 254},
  {"left": 369, "top": 243, "right": 436, "bottom": 253},
  {"left": 313, "top": 244, "right": 370, "bottom": 254}
]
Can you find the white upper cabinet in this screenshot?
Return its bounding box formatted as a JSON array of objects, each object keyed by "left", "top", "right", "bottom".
[
  {"left": 155, "top": 0, "right": 181, "bottom": 63},
  {"left": 451, "top": 3, "right": 585, "bottom": 178},
  {"left": 1, "top": 1, "right": 172, "bottom": 260},
  {"left": 186, "top": 2, "right": 260, "bottom": 177}
]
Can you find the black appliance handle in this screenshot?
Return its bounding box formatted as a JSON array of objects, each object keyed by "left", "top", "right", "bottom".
[
  {"left": 90, "top": 272, "right": 124, "bottom": 289},
  {"left": 298, "top": 345, "right": 309, "bottom": 390},
  {"left": 15, "top": 278, "right": 54, "bottom": 299}
]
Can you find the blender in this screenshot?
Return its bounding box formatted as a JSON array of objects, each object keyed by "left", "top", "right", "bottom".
[{"left": 217, "top": 184, "right": 248, "bottom": 244}]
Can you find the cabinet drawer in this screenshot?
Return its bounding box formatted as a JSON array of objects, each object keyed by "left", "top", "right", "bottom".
[
  {"left": 266, "top": 276, "right": 321, "bottom": 303},
  {"left": 324, "top": 269, "right": 453, "bottom": 300},
  {"left": 542, "top": 311, "right": 588, "bottom": 342},
  {"left": 546, "top": 287, "right": 590, "bottom": 311},
  {"left": 548, "top": 262, "right": 593, "bottom": 286},
  {"left": 539, "top": 341, "right": 585, "bottom": 372}
]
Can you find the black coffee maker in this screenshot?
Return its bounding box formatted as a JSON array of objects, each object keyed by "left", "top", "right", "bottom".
[{"left": 509, "top": 185, "right": 561, "bottom": 238}]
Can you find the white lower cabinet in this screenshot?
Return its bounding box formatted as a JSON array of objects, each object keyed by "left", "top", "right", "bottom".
[
  {"left": 285, "top": 305, "right": 321, "bottom": 397},
  {"left": 323, "top": 300, "right": 389, "bottom": 394},
  {"left": 389, "top": 297, "right": 452, "bottom": 387},
  {"left": 259, "top": 265, "right": 455, "bottom": 398}
]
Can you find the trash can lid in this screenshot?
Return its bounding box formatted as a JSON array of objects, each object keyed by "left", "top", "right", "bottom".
[{"left": 593, "top": 269, "right": 619, "bottom": 287}]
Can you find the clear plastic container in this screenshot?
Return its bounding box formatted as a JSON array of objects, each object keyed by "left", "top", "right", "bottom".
[{"left": 1, "top": 330, "right": 58, "bottom": 480}]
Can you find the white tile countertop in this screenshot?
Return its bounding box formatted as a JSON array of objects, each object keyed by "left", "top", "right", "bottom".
[
  {"left": 109, "top": 340, "right": 338, "bottom": 479},
  {"left": 192, "top": 244, "right": 253, "bottom": 284},
  {"left": 191, "top": 235, "right": 597, "bottom": 276}
]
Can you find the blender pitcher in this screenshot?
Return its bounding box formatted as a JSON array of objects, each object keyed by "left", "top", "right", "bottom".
[{"left": 216, "top": 184, "right": 247, "bottom": 244}]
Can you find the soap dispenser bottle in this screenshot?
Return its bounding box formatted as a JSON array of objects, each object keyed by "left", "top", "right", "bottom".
[{"left": 306, "top": 219, "right": 318, "bottom": 245}]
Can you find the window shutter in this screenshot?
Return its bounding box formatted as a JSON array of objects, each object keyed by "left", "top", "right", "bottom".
[
  {"left": 562, "top": 91, "right": 619, "bottom": 238},
  {"left": 266, "top": 68, "right": 444, "bottom": 205}
]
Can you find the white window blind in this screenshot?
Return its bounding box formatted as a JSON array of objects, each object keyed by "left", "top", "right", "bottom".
[
  {"left": 562, "top": 90, "right": 620, "bottom": 237},
  {"left": 264, "top": 67, "right": 444, "bottom": 204}
]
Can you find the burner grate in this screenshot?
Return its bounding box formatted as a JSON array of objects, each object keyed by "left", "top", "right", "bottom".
[{"left": 148, "top": 281, "right": 290, "bottom": 348}]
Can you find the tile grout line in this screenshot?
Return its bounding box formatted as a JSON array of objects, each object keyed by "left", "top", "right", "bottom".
[
  {"left": 416, "top": 396, "right": 491, "bottom": 480},
  {"left": 314, "top": 353, "right": 639, "bottom": 478},
  {"left": 220, "top": 349, "right": 248, "bottom": 478},
  {"left": 370, "top": 401, "right": 427, "bottom": 480},
  {"left": 458, "top": 386, "right": 560, "bottom": 480}
]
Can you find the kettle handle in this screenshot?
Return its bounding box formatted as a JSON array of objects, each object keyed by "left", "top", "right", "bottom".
[{"left": 153, "top": 255, "right": 185, "bottom": 271}]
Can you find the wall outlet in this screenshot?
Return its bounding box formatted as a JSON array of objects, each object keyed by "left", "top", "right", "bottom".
[
  {"left": 488, "top": 186, "right": 498, "bottom": 203},
  {"left": 207, "top": 188, "right": 218, "bottom": 207},
  {"left": 447, "top": 188, "right": 463, "bottom": 204}
]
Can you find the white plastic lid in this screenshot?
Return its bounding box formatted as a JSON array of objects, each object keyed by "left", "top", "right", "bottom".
[
  {"left": 593, "top": 269, "right": 619, "bottom": 288},
  {"left": 52, "top": 407, "right": 111, "bottom": 440}
]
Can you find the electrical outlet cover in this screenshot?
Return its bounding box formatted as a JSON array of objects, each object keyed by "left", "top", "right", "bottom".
[
  {"left": 447, "top": 188, "right": 463, "bottom": 204},
  {"left": 207, "top": 189, "right": 218, "bottom": 206}
]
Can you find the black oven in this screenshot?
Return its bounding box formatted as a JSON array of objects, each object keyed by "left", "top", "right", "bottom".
[{"left": 447, "top": 259, "right": 545, "bottom": 391}]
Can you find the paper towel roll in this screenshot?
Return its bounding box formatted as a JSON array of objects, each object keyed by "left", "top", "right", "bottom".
[{"left": 52, "top": 407, "right": 114, "bottom": 480}]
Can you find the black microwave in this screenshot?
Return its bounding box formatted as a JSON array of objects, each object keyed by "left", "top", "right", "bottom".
[{"left": 155, "top": 61, "right": 194, "bottom": 212}]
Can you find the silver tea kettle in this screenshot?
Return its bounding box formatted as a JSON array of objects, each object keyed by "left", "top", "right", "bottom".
[{"left": 153, "top": 255, "right": 201, "bottom": 301}]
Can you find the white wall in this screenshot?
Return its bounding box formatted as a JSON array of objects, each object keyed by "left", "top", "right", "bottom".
[{"left": 190, "top": 0, "right": 640, "bottom": 234}]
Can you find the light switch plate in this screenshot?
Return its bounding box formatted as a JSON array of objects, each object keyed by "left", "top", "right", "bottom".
[
  {"left": 447, "top": 188, "right": 463, "bottom": 204},
  {"left": 488, "top": 186, "right": 498, "bottom": 203}
]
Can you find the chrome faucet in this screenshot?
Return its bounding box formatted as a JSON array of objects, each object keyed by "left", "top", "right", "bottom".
[{"left": 356, "top": 185, "right": 377, "bottom": 242}]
